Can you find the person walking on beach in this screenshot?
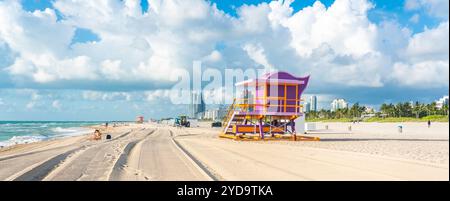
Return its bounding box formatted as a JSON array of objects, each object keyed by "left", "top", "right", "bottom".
[{"left": 427, "top": 120, "right": 431, "bottom": 128}]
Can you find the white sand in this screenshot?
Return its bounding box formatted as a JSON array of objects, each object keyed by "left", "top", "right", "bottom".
[
  {"left": 175, "top": 122, "right": 449, "bottom": 180},
  {"left": 0, "top": 121, "right": 448, "bottom": 181},
  {"left": 277, "top": 122, "right": 449, "bottom": 165}
]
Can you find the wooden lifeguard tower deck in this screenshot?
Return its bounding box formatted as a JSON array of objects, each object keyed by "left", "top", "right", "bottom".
[{"left": 220, "top": 71, "right": 319, "bottom": 141}]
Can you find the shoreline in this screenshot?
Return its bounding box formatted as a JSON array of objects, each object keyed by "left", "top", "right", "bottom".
[
  {"left": 0, "top": 123, "right": 104, "bottom": 150},
  {"left": 0, "top": 122, "right": 134, "bottom": 153}
]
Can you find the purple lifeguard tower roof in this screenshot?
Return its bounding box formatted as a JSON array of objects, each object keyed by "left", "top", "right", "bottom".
[
  {"left": 234, "top": 71, "right": 310, "bottom": 116},
  {"left": 236, "top": 71, "right": 310, "bottom": 96}
]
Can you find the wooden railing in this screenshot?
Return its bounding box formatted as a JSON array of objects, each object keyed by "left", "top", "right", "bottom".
[
  {"left": 221, "top": 97, "right": 305, "bottom": 133},
  {"left": 233, "top": 98, "right": 304, "bottom": 113}
]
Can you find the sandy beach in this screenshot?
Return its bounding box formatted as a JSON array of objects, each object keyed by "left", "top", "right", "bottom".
[{"left": 0, "top": 122, "right": 448, "bottom": 181}]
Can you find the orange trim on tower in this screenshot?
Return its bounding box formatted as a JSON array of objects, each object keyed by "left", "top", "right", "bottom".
[{"left": 284, "top": 83, "right": 287, "bottom": 112}]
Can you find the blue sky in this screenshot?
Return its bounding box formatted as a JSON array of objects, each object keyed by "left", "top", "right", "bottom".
[{"left": 0, "top": 0, "right": 448, "bottom": 120}]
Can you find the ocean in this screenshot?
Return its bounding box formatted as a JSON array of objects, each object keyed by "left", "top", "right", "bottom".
[{"left": 0, "top": 121, "right": 102, "bottom": 147}]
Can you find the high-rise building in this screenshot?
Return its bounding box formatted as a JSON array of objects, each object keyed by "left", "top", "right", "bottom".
[
  {"left": 310, "top": 96, "right": 317, "bottom": 111},
  {"left": 436, "top": 95, "right": 449, "bottom": 109},
  {"left": 218, "top": 104, "right": 228, "bottom": 120},
  {"left": 303, "top": 102, "right": 310, "bottom": 113},
  {"left": 190, "top": 91, "right": 205, "bottom": 119},
  {"left": 331, "top": 99, "right": 348, "bottom": 112},
  {"left": 203, "top": 105, "right": 229, "bottom": 121},
  {"left": 203, "top": 109, "right": 219, "bottom": 120}
]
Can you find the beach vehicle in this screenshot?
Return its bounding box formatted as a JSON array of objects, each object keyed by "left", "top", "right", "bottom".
[
  {"left": 175, "top": 115, "right": 191, "bottom": 127},
  {"left": 220, "top": 71, "right": 319, "bottom": 141},
  {"left": 211, "top": 122, "right": 222, "bottom": 127}
]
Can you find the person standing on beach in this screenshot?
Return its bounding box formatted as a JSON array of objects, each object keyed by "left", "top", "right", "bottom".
[{"left": 427, "top": 120, "right": 431, "bottom": 128}]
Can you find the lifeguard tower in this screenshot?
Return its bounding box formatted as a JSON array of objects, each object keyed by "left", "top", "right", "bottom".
[{"left": 220, "top": 71, "right": 319, "bottom": 141}]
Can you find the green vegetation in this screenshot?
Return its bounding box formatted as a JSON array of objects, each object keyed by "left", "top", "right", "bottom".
[
  {"left": 379, "top": 102, "right": 448, "bottom": 118},
  {"left": 364, "top": 117, "right": 418, "bottom": 122},
  {"left": 364, "top": 116, "right": 448, "bottom": 122},
  {"left": 305, "top": 101, "right": 449, "bottom": 123},
  {"left": 306, "top": 103, "right": 367, "bottom": 120},
  {"left": 307, "top": 118, "right": 354, "bottom": 122},
  {"left": 421, "top": 115, "right": 449, "bottom": 122},
  {"left": 308, "top": 115, "right": 448, "bottom": 123}
]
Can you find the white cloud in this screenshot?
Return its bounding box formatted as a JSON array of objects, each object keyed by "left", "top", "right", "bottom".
[
  {"left": 0, "top": 0, "right": 448, "bottom": 92},
  {"left": 100, "top": 59, "right": 126, "bottom": 80},
  {"left": 424, "top": 0, "right": 449, "bottom": 19},
  {"left": 0, "top": 1, "right": 97, "bottom": 83},
  {"left": 25, "top": 91, "right": 41, "bottom": 110},
  {"left": 103, "top": 92, "right": 131, "bottom": 101},
  {"left": 285, "top": 0, "right": 377, "bottom": 57},
  {"left": 391, "top": 60, "right": 449, "bottom": 87},
  {"left": 242, "top": 43, "right": 274, "bottom": 70},
  {"left": 234, "top": 3, "right": 271, "bottom": 34},
  {"left": 409, "top": 14, "right": 420, "bottom": 23},
  {"left": 404, "top": 0, "right": 449, "bottom": 19},
  {"left": 26, "top": 101, "right": 35, "bottom": 109},
  {"left": 405, "top": 21, "right": 449, "bottom": 62},
  {"left": 82, "top": 91, "right": 103, "bottom": 101},
  {"left": 202, "top": 50, "right": 222, "bottom": 63},
  {"left": 31, "top": 91, "right": 41, "bottom": 101},
  {"left": 0, "top": 4, "right": 74, "bottom": 56},
  {"left": 52, "top": 100, "right": 62, "bottom": 110},
  {"left": 267, "top": 0, "right": 294, "bottom": 28},
  {"left": 82, "top": 90, "right": 131, "bottom": 101},
  {"left": 404, "top": 0, "right": 421, "bottom": 11},
  {"left": 145, "top": 89, "right": 170, "bottom": 102}
]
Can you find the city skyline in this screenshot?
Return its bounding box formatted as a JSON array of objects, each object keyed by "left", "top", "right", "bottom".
[
  {"left": 190, "top": 91, "right": 206, "bottom": 119},
  {"left": 310, "top": 96, "right": 317, "bottom": 112},
  {"left": 302, "top": 94, "right": 449, "bottom": 112}
]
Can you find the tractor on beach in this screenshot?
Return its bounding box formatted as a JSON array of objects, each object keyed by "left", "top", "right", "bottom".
[{"left": 175, "top": 115, "right": 190, "bottom": 128}]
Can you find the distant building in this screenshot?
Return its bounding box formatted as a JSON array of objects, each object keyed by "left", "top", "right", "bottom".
[
  {"left": 365, "top": 107, "right": 376, "bottom": 114},
  {"left": 203, "top": 105, "right": 228, "bottom": 121},
  {"left": 331, "top": 99, "right": 348, "bottom": 112},
  {"left": 361, "top": 107, "right": 376, "bottom": 118},
  {"left": 203, "top": 109, "right": 219, "bottom": 120},
  {"left": 436, "top": 95, "right": 449, "bottom": 109},
  {"left": 303, "top": 102, "right": 310, "bottom": 113},
  {"left": 218, "top": 105, "right": 228, "bottom": 120},
  {"left": 310, "top": 96, "right": 317, "bottom": 112},
  {"left": 190, "top": 91, "right": 205, "bottom": 119}
]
